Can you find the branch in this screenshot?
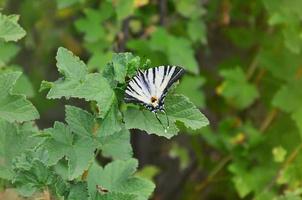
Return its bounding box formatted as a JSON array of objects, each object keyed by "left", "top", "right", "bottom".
[{"left": 159, "top": 0, "right": 167, "bottom": 26}]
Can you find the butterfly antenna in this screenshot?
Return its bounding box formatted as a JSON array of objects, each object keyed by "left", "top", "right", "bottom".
[{"left": 154, "top": 112, "right": 167, "bottom": 133}]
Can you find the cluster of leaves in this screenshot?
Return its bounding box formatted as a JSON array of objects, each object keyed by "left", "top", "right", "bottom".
[
  {"left": 0, "top": 8, "right": 208, "bottom": 200},
  {"left": 2, "top": 0, "right": 302, "bottom": 199}
]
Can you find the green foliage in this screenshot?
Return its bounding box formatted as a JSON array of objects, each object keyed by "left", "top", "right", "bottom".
[
  {"left": 87, "top": 159, "right": 154, "bottom": 200},
  {"left": 42, "top": 47, "right": 115, "bottom": 118},
  {"left": 218, "top": 67, "right": 259, "bottom": 109},
  {"left": 0, "top": 7, "right": 208, "bottom": 198},
  {"left": 0, "top": 71, "right": 39, "bottom": 122},
  {"left": 0, "top": 13, "right": 26, "bottom": 42},
  {"left": 2, "top": 0, "right": 302, "bottom": 199}
]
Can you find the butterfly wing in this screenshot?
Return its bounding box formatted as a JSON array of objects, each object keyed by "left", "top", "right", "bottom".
[{"left": 124, "top": 65, "right": 185, "bottom": 111}]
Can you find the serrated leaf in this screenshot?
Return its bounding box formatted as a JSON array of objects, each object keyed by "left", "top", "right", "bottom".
[
  {"left": 12, "top": 155, "right": 59, "bottom": 197},
  {"left": 0, "top": 13, "right": 26, "bottom": 42},
  {"left": 43, "top": 47, "right": 114, "bottom": 117},
  {"left": 112, "top": 52, "right": 140, "bottom": 83},
  {"left": 0, "top": 120, "right": 40, "bottom": 180},
  {"left": 124, "top": 107, "right": 179, "bottom": 138},
  {"left": 42, "top": 122, "right": 96, "bottom": 180},
  {"left": 218, "top": 67, "right": 259, "bottom": 109},
  {"left": 97, "top": 101, "right": 122, "bottom": 136},
  {"left": 165, "top": 94, "right": 209, "bottom": 129},
  {"left": 74, "top": 3, "right": 113, "bottom": 42},
  {"left": 67, "top": 182, "right": 89, "bottom": 200},
  {"left": 87, "top": 159, "right": 155, "bottom": 200},
  {"left": 0, "top": 71, "right": 39, "bottom": 122},
  {"left": 65, "top": 105, "right": 95, "bottom": 137},
  {"left": 98, "top": 128, "right": 133, "bottom": 160},
  {"left": 124, "top": 94, "right": 208, "bottom": 138}
]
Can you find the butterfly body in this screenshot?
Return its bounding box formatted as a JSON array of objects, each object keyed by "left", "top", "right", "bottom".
[{"left": 124, "top": 65, "right": 185, "bottom": 112}]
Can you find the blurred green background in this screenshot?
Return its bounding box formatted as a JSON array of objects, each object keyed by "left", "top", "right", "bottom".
[{"left": 1, "top": 0, "right": 302, "bottom": 199}]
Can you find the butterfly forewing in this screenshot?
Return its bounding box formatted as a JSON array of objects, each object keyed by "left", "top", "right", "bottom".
[{"left": 124, "top": 66, "right": 185, "bottom": 112}]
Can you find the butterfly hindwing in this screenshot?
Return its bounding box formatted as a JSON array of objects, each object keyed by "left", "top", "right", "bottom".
[{"left": 124, "top": 66, "right": 185, "bottom": 111}]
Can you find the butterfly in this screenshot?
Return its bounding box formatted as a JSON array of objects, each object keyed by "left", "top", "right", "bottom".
[{"left": 124, "top": 65, "right": 185, "bottom": 131}]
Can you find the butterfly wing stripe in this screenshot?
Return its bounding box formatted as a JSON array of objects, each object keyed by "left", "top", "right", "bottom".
[
  {"left": 124, "top": 93, "right": 145, "bottom": 104},
  {"left": 131, "top": 76, "right": 150, "bottom": 98},
  {"left": 146, "top": 68, "right": 156, "bottom": 97},
  {"left": 166, "top": 67, "right": 185, "bottom": 88},
  {"left": 136, "top": 74, "right": 150, "bottom": 97},
  {"left": 125, "top": 89, "right": 150, "bottom": 104},
  {"left": 139, "top": 71, "right": 151, "bottom": 94},
  {"left": 127, "top": 85, "right": 140, "bottom": 95},
  {"left": 152, "top": 68, "right": 156, "bottom": 84},
  {"left": 127, "top": 76, "right": 151, "bottom": 104},
  {"left": 159, "top": 66, "right": 175, "bottom": 94},
  {"left": 158, "top": 66, "right": 185, "bottom": 103}
]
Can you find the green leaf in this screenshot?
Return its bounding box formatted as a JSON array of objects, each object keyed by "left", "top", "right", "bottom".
[
  {"left": 0, "top": 13, "right": 26, "bottom": 42},
  {"left": 94, "top": 192, "right": 137, "bottom": 200},
  {"left": 65, "top": 105, "right": 95, "bottom": 137},
  {"left": 13, "top": 159, "right": 56, "bottom": 197},
  {"left": 0, "top": 120, "right": 40, "bottom": 180},
  {"left": 124, "top": 107, "right": 179, "bottom": 138},
  {"left": 292, "top": 107, "right": 302, "bottom": 138},
  {"left": 88, "top": 51, "right": 113, "bottom": 71},
  {"left": 75, "top": 9, "right": 106, "bottom": 42},
  {"left": 257, "top": 46, "right": 301, "bottom": 82},
  {"left": 273, "top": 79, "right": 302, "bottom": 113},
  {"left": 98, "top": 128, "right": 133, "bottom": 160},
  {"left": 149, "top": 28, "right": 199, "bottom": 74},
  {"left": 124, "top": 94, "right": 208, "bottom": 138},
  {"left": 43, "top": 47, "right": 115, "bottom": 118},
  {"left": 272, "top": 146, "right": 287, "bottom": 163},
  {"left": 0, "top": 71, "right": 39, "bottom": 122},
  {"left": 97, "top": 100, "right": 122, "bottom": 136},
  {"left": 172, "top": 0, "right": 205, "bottom": 19},
  {"left": 187, "top": 20, "right": 207, "bottom": 45},
  {"left": 67, "top": 182, "right": 89, "bottom": 200},
  {"left": 169, "top": 143, "right": 190, "bottom": 169},
  {"left": 218, "top": 67, "right": 259, "bottom": 109},
  {"left": 229, "top": 161, "right": 275, "bottom": 198},
  {"left": 56, "top": 47, "right": 87, "bottom": 80},
  {"left": 87, "top": 159, "right": 155, "bottom": 200},
  {"left": 0, "top": 42, "right": 20, "bottom": 67},
  {"left": 165, "top": 94, "right": 209, "bottom": 129},
  {"left": 115, "top": 0, "right": 135, "bottom": 21},
  {"left": 42, "top": 122, "right": 96, "bottom": 180},
  {"left": 136, "top": 165, "right": 160, "bottom": 181},
  {"left": 176, "top": 75, "right": 206, "bottom": 108},
  {"left": 112, "top": 53, "right": 140, "bottom": 83},
  {"left": 13, "top": 73, "right": 35, "bottom": 98}
]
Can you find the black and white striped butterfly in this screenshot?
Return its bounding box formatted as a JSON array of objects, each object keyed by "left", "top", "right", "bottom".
[{"left": 124, "top": 65, "right": 185, "bottom": 131}]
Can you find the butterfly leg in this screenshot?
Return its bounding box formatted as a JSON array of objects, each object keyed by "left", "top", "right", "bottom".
[
  {"left": 154, "top": 112, "right": 168, "bottom": 133},
  {"left": 161, "top": 109, "right": 170, "bottom": 130}
]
